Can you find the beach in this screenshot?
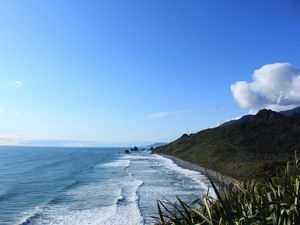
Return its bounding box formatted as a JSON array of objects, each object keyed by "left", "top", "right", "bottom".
[
  {"left": 156, "top": 153, "right": 235, "bottom": 186},
  {"left": 0, "top": 147, "right": 212, "bottom": 225}
]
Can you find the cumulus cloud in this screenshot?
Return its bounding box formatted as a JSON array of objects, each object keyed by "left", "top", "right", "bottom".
[
  {"left": 231, "top": 62, "right": 300, "bottom": 112},
  {"left": 148, "top": 110, "right": 191, "bottom": 119},
  {"left": 9, "top": 80, "right": 23, "bottom": 88}
]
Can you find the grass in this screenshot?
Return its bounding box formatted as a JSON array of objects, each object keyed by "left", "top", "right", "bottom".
[{"left": 154, "top": 153, "right": 300, "bottom": 225}]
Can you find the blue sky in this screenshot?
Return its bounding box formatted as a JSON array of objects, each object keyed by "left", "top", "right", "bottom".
[{"left": 0, "top": 0, "right": 299, "bottom": 146}]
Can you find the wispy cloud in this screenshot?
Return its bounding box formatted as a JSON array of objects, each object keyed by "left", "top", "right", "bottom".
[
  {"left": 148, "top": 110, "right": 191, "bottom": 119},
  {"left": 0, "top": 133, "right": 21, "bottom": 146},
  {"left": 8, "top": 80, "right": 23, "bottom": 88}
]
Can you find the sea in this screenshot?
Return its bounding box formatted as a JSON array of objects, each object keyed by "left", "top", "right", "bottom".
[{"left": 0, "top": 146, "right": 212, "bottom": 225}]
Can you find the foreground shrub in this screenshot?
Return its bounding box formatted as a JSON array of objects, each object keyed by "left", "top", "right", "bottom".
[{"left": 155, "top": 153, "right": 300, "bottom": 225}]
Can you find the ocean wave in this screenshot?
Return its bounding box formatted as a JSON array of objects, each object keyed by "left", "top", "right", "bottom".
[
  {"left": 123, "top": 154, "right": 154, "bottom": 160},
  {"left": 12, "top": 151, "right": 213, "bottom": 225},
  {"left": 17, "top": 172, "right": 144, "bottom": 225},
  {"left": 21, "top": 159, "right": 71, "bottom": 175},
  {"left": 126, "top": 153, "right": 211, "bottom": 190},
  {"left": 0, "top": 188, "right": 18, "bottom": 201},
  {"left": 153, "top": 154, "right": 214, "bottom": 196},
  {"left": 123, "top": 152, "right": 212, "bottom": 195},
  {"left": 17, "top": 207, "right": 43, "bottom": 225},
  {"left": 97, "top": 178, "right": 144, "bottom": 225},
  {"left": 98, "top": 159, "right": 131, "bottom": 168},
  {"left": 38, "top": 204, "right": 143, "bottom": 225},
  {"left": 62, "top": 179, "right": 80, "bottom": 191},
  {"left": 121, "top": 179, "right": 144, "bottom": 203}
]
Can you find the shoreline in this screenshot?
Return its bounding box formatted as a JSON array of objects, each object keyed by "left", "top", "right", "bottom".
[{"left": 156, "top": 153, "right": 236, "bottom": 186}]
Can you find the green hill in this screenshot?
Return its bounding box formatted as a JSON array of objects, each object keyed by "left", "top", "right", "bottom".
[{"left": 154, "top": 108, "right": 300, "bottom": 179}]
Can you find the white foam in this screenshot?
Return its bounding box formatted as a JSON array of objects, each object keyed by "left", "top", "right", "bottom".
[
  {"left": 99, "top": 159, "right": 131, "bottom": 168},
  {"left": 96, "top": 179, "right": 144, "bottom": 225},
  {"left": 123, "top": 154, "right": 154, "bottom": 160},
  {"left": 17, "top": 152, "right": 213, "bottom": 225},
  {"left": 39, "top": 180, "right": 143, "bottom": 225},
  {"left": 17, "top": 206, "right": 43, "bottom": 225},
  {"left": 27, "top": 203, "right": 143, "bottom": 225},
  {"left": 123, "top": 153, "right": 212, "bottom": 191},
  {"left": 152, "top": 154, "right": 215, "bottom": 197},
  {"left": 22, "top": 172, "right": 144, "bottom": 225}
]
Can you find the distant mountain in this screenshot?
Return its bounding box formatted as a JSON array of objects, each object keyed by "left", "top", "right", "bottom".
[
  {"left": 279, "top": 106, "right": 300, "bottom": 116},
  {"left": 143, "top": 142, "right": 167, "bottom": 149},
  {"left": 219, "top": 106, "right": 300, "bottom": 127},
  {"left": 155, "top": 107, "right": 300, "bottom": 179}
]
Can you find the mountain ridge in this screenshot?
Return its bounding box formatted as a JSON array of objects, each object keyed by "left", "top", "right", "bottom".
[
  {"left": 154, "top": 107, "right": 300, "bottom": 179},
  {"left": 220, "top": 106, "right": 300, "bottom": 127}
]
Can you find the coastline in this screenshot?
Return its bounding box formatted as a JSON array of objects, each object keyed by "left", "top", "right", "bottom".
[{"left": 156, "top": 153, "right": 236, "bottom": 186}]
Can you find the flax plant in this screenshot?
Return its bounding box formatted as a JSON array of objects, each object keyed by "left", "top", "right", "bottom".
[{"left": 155, "top": 153, "right": 300, "bottom": 225}]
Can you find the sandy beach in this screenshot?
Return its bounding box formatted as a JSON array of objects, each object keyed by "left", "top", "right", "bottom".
[{"left": 156, "top": 153, "right": 236, "bottom": 186}]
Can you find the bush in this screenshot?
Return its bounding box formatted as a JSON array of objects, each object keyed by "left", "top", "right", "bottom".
[{"left": 155, "top": 153, "right": 300, "bottom": 225}]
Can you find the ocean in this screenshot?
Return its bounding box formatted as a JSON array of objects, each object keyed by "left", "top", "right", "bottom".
[{"left": 0, "top": 146, "right": 212, "bottom": 225}]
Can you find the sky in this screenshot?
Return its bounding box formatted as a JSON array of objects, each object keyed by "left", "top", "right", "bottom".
[{"left": 0, "top": 0, "right": 300, "bottom": 146}]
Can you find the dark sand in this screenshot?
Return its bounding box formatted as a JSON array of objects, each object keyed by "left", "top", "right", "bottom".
[{"left": 157, "top": 153, "right": 236, "bottom": 186}]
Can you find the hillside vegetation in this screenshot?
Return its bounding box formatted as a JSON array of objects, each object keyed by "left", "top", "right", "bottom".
[
  {"left": 154, "top": 108, "right": 300, "bottom": 179},
  {"left": 155, "top": 154, "right": 300, "bottom": 225}
]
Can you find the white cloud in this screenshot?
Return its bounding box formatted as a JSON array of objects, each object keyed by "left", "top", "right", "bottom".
[
  {"left": 148, "top": 110, "right": 191, "bottom": 119},
  {"left": 231, "top": 62, "right": 300, "bottom": 112},
  {"left": 8, "top": 80, "right": 23, "bottom": 88}
]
